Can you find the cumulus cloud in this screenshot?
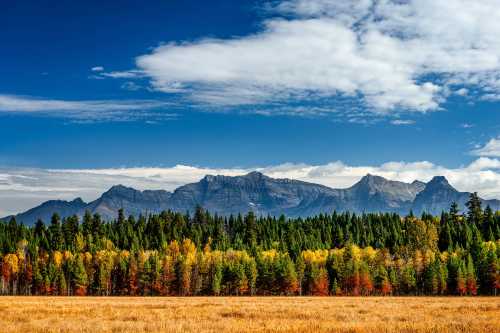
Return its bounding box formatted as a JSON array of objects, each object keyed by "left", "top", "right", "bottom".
[
  {"left": 472, "top": 137, "right": 500, "bottom": 157},
  {"left": 128, "top": 0, "right": 500, "bottom": 116},
  {"left": 0, "top": 94, "right": 176, "bottom": 122},
  {"left": 4, "top": 158, "right": 500, "bottom": 216}
]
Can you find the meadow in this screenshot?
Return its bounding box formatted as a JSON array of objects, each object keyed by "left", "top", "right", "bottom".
[{"left": 0, "top": 297, "right": 498, "bottom": 333}]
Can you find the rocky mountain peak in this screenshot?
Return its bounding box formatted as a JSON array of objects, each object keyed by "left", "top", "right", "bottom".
[
  {"left": 101, "top": 184, "right": 143, "bottom": 200},
  {"left": 202, "top": 175, "right": 217, "bottom": 182},
  {"left": 105, "top": 184, "right": 132, "bottom": 193},
  {"left": 244, "top": 171, "right": 266, "bottom": 179},
  {"left": 71, "top": 197, "right": 86, "bottom": 205},
  {"left": 425, "top": 176, "right": 453, "bottom": 190},
  {"left": 358, "top": 173, "right": 386, "bottom": 185}
]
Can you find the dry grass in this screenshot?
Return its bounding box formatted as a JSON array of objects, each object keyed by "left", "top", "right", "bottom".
[{"left": 0, "top": 297, "right": 498, "bottom": 333}]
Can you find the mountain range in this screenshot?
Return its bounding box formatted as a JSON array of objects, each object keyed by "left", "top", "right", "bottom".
[{"left": 4, "top": 172, "right": 500, "bottom": 225}]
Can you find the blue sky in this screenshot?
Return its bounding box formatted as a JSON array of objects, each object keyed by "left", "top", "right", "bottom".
[{"left": 2, "top": 0, "right": 500, "bottom": 215}]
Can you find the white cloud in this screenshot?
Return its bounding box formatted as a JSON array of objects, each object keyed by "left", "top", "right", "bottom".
[
  {"left": 472, "top": 137, "right": 500, "bottom": 157},
  {"left": 4, "top": 157, "right": 500, "bottom": 216},
  {"left": 121, "top": 81, "right": 142, "bottom": 91},
  {"left": 0, "top": 94, "right": 175, "bottom": 122},
  {"left": 390, "top": 119, "right": 415, "bottom": 126},
  {"left": 128, "top": 0, "right": 500, "bottom": 116},
  {"left": 99, "top": 70, "right": 145, "bottom": 79},
  {"left": 460, "top": 123, "right": 474, "bottom": 128},
  {"left": 91, "top": 66, "right": 104, "bottom": 72}
]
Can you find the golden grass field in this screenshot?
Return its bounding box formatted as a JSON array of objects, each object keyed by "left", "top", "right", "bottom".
[{"left": 0, "top": 297, "right": 498, "bottom": 333}]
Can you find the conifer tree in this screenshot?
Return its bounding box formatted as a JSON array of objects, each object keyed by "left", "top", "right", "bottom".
[
  {"left": 466, "top": 254, "right": 477, "bottom": 295},
  {"left": 71, "top": 255, "right": 88, "bottom": 296}
]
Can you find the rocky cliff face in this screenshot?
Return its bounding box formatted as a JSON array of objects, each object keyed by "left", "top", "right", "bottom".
[
  {"left": 167, "top": 171, "right": 340, "bottom": 217},
  {"left": 340, "top": 174, "right": 426, "bottom": 213}
]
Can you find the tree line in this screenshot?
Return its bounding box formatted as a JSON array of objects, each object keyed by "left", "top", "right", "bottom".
[{"left": 0, "top": 192, "right": 499, "bottom": 296}]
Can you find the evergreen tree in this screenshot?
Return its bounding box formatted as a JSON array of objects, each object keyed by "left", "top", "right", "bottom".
[
  {"left": 212, "top": 259, "right": 223, "bottom": 296},
  {"left": 466, "top": 254, "right": 477, "bottom": 295},
  {"left": 71, "top": 255, "right": 88, "bottom": 296},
  {"left": 466, "top": 192, "right": 483, "bottom": 227},
  {"left": 0, "top": 207, "right": 498, "bottom": 296},
  {"left": 48, "top": 214, "right": 64, "bottom": 251}
]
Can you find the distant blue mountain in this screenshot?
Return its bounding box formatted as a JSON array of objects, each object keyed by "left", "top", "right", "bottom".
[{"left": 4, "top": 172, "right": 500, "bottom": 225}]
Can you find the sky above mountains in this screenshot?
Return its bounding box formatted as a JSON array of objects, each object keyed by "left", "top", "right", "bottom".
[{"left": 2, "top": 0, "right": 500, "bottom": 215}]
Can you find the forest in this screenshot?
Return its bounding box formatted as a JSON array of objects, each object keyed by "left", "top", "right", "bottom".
[{"left": 0, "top": 192, "right": 499, "bottom": 296}]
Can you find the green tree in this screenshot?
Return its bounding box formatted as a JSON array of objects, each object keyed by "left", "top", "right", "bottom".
[
  {"left": 466, "top": 192, "right": 483, "bottom": 227},
  {"left": 71, "top": 255, "right": 88, "bottom": 296},
  {"left": 48, "top": 214, "right": 64, "bottom": 251}
]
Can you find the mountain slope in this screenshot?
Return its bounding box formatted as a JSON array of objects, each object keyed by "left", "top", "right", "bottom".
[
  {"left": 338, "top": 174, "right": 426, "bottom": 213},
  {"left": 167, "top": 171, "right": 341, "bottom": 217},
  {"left": 4, "top": 172, "right": 500, "bottom": 225},
  {"left": 83, "top": 185, "right": 172, "bottom": 221},
  {"left": 5, "top": 198, "right": 87, "bottom": 224},
  {"left": 412, "top": 176, "right": 500, "bottom": 215}
]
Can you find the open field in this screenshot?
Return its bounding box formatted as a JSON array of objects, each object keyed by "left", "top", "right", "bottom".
[{"left": 0, "top": 297, "right": 498, "bottom": 333}]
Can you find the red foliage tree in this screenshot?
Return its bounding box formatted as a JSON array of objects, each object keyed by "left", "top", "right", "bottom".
[
  {"left": 360, "top": 270, "right": 374, "bottom": 296},
  {"left": 312, "top": 267, "right": 329, "bottom": 296}
]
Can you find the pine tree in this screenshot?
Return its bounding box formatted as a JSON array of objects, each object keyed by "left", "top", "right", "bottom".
[
  {"left": 482, "top": 206, "right": 494, "bottom": 241},
  {"left": 466, "top": 255, "right": 477, "bottom": 295},
  {"left": 212, "top": 259, "right": 223, "bottom": 296},
  {"left": 0, "top": 207, "right": 498, "bottom": 297},
  {"left": 236, "top": 264, "right": 249, "bottom": 295},
  {"left": 295, "top": 255, "right": 305, "bottom": 296},
  {"left": 456, "top": 262, "right": 467, "bottom": 296},
  {"left": 466, "top": 192, "right": 483, "bottom": 227},
  {"left": 424, "top": 262, "right": 439, "bottom": 295},
  {"left": 282, "top": 257, "right": 299, "bottom": 295},
  {"left": 449, "top": 202, "right": 460, "bottom": 222},
  {"left": 481, "top": 248, "right": 498, "bottom": 295},
  {"left": 139, "top": 257, "right": 152, "bottom": 295},
  {"left": 57, "top": 271, "right": 67, "bottom": 296},
  {"left": 49, "top": 214, "right": 64, "bottom": 251},
  {"left": 401, "top": 265, "right": 416, "bottom": 295},
  {"left": 71, "top": 255, "right": 88, "bottom": 296},
  {"left": 438, "top": 216, "right": 453, "bottom": 251},
  {"left": 437, "top": 263, "right": 448, "bottom": 295}
]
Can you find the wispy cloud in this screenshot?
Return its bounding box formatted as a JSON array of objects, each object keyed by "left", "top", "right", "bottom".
[
  {"left": 98, "top": 70, "right": 145, "bottom": 79},
  {"left": 472, "top": 137, "right": 500, "bottom": 157},
  {"left": 5, "top": 157, "right": 500, "bottom": 216},
  {"left": 461, "top": 123, "right": 474, "bottom": 129},
  {"left": 115, "top": 0, "right": 500, "bottom": 118},
  {"left": 91, "top": 66, "right": 104, "bottom": 72},
  {"left": 121, "top": 81, "right": 142, "bottom": 91},
  {"left": 390, "top": 119, "right": 415, "bottom": 126},
  {"left": 0, "top": 94, "right": 176, "bottom": 122}
]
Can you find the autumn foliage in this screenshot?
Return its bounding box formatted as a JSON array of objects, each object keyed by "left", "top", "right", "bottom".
[{"left": 0, "top": 198, "right": 499, "bottom": 296}]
